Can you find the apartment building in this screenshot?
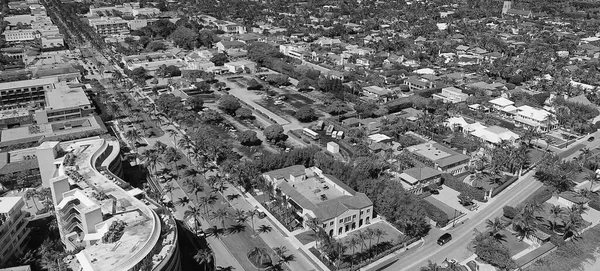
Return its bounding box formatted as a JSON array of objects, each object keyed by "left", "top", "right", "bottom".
[
  {"left": 3, "top": 29, "right": 38, "bottom": 42},
  {"left": 87, "top": 17, "right": 129, "bottom": 36},
  {"left": 0, "top": 78, "right": 55, "bottom": 110},
  {"left": 262, "top": 165, "right": 374, "bottom": 237},
  {"left": 0, "top": 196, "right": 30, "bottom": 266},
  {"left": 38, "top": 138, "right": 181, "bottom": 271},
  {"left": 34, "top": 83, "right": 93, "bottom": 124}
]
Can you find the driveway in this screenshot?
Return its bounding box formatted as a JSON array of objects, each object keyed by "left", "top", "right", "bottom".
[{"left": 431, "top": 185, "right": 471, "bottom": 214}]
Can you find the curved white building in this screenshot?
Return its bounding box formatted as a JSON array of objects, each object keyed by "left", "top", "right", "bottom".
[{"left": 37, "top": 137, "right": 180, "bottom": 271}]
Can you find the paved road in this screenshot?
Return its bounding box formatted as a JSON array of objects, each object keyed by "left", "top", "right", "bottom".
[{"left": 368, "top": 170, "right": 542, "bottom": 271}]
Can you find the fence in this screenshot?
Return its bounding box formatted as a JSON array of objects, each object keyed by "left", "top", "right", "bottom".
[
  {"left": 514, "top": 242, "right": 557, "bottom": 270},
  {"left": 491, "top": 175, "right": 519, "bottom": 198}
]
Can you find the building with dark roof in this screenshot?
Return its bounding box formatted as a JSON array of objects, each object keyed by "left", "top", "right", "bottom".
[
  {"left": 398, "top": 167, "right": 442, "bottom": 193},
  {"left": 406, "top": 142, "right": 471, "bottom": 175},
  {"left": 262, "top": 165, "right": 374, "bottom": 237}
]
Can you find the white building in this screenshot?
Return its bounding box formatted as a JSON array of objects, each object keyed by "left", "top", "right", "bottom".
[
  {"left": 3, "top": 29, "right": 37, "bottom": 42},
  {"left": 0, "top": 196, "right": 30, "bottom": 266},
  {"left": 38, "top": 138, "right": 182, "bottom": 271},
  {"left": 87, "top": 17, "right": 129, "bottom": 36},
  {"left": 514, "top": 105, "right": 553, "bottom": 130},
  {"left": 432, "top": 87, "right": 469, "bottom": 103}
]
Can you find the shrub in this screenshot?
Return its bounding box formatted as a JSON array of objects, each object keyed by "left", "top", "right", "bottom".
[
  {"left": 503, "top": 206, "right": 518, "bottom": 219},
  {"left": 421, "top": 200, "right": 449, "bottom": 227},
  {"left": 102, "top": 220, "right": 128, "bottom": 243},
  {"left": 442, "top": 173, "right": 486, "bottom": 202},
  {"left": 589, "top": 199, "right": 600, "bottom": 211}
]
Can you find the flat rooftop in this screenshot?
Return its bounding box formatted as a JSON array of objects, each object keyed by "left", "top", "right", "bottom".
[
  {"left": 45, "top": 84, "right": 90, "bottom": 110},
  {"left": 0, "top": 108, "right": 30, "bottom": 120},
  {"left": 408, "top": 143, "right": 451, "bottom": 161},
  {"left": 60, "top": 138, "right": 159, "bottom": 271},
  {"left": 0, "top": 77, "right": 56, "bottom": 90},
  {"left": 0, "top": 115, "right": 104, "bottom": 147},
  {"left": 0, "top": 196, "right": 22, "bottom": 213},
  {"left": 291, "top": 176, "right": 345, "bottom": 204}
]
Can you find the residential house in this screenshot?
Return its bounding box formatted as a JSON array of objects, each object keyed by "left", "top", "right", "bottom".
[
  {"left": 403, "top": 76, "right": 434, "bottom": 91},
  {"left": 432, "top": 87, "right": 469, "bottom": 103},
  {"left": 398, "top": 167, "right": 442, "bottom": 193},
  {"left": 262, "top": 165, "right": 374, "bottom": 237},
  {"left": 215, "top": 40, "right": 246, "bottom": 52},
  {"left": 446, "top": 117, "right": 520, "bottom": 144},
  {"left": 363, "top": 86, "right": 392, "bottom": 101},
  {"left": 224, "top": 60, "right": 256, "bottom": 74},
  {"left": 214, "top": 20, "right": 246, "bottom": 34},
  {"left": 406, "top": 142, "right": 471, "bottom": 175},
  {"left": 488, "top": 97, "right": 515, "bottom": 111},
  {"left": 514, "top": 105, "right": 553, "bottom": 131}
]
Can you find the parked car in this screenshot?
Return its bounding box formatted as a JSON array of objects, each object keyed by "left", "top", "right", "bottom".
[
  {"left": 437, "top": 233, "right": 452, "bottom": 245},
  {"left": 588, "top": 136, "right": 595, "bottom": 142},
  {"left": 430, "top": 189, "right": 440, "bottom": 195}
]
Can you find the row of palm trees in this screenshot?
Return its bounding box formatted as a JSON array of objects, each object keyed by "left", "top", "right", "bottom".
[{"left": 510, "top": 201, "right": 587, "bottom": 242}]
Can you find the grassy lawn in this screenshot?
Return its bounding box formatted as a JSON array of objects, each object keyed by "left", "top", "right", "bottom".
[
  {"left": 295, "top": 230, "right": 317, "bottom": 245},
  {"left": 524, "top": 224, "right": 600, "bottom": 271},
  {"left": 499, "top": 229, "right": 530, "bottom": 257},
  {"left": 337, "top": 221, "right": 404, "bottom": 256},
  {"left": 424, "top": 196, "right": 463, "bottom": 220}
]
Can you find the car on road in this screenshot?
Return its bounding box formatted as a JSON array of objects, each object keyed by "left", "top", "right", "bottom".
[
  {"left": 430, "top": 189, "right": 440, "bottom": 195},
  {"left": 589, "top": 136, "right": 595, "bottom": 142},
  {"left": 437, "top": 233, "right": 452, "bottom": 245}
]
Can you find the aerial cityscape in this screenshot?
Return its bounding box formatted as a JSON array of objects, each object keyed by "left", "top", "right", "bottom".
[{"left": 1, "top": 0, "right": 600, "bottom": 271}]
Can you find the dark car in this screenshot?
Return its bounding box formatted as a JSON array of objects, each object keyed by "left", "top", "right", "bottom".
[
  {"left": 589, "top": 136, "right": 595, "bottom": 142},
  {"left": 437, "top": 233, "right": 452, "bottom": 245},
  {"left": 430, "top": 189, "right": 440, "bottom": 195}
]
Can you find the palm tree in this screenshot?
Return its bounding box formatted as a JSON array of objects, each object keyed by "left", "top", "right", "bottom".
[
  {"left": 162, "top": 183, "right": 176, "bottom": 202},
  {"left": 229, "top": 208, "right": 244, "bottom": 222},
  {"left": 549, "top": 204, "right": 564, "bottom": 219},
  {"left": 373, "top": 228, "right": 387, "bottom": 255},
  {"left": 247, "top": 210, "right": 258, "bottom": 231},
  {"left": 584, "top": 171, "right": 599, "bottom": 190},
  {"left": 124, "top": 129, "right": 142, "bottom": 152},
  {"left": 153, "top": 140, "right": 168, "bottom": 154},
  {"left": 364, "top": 228, "right": 375, "bottom": 256},
  {"left": 306, "top": 217, "right": 322, "bottom": 247},
  {"left": 485, "top": 217, "right": 506, "bottom": 242},
  {"left": 346, "top": 237, "right": 360, "bottom": 266},
  {"left": 562, "top": 209, "right": 586, "bottom": 239},
  {"left": 189, "top": 181, "right": 204, "bottom": 202},
  {"left": 205, "top": 226, "right": 225, "bottom": 239},
  {"left": 166, "top": 128, "right": 179, "bottom": 144},
  {"left": 211, "top": 208, "right": 230, "bottom": 229},
  {"left": 184, "top": 205, "right": 203, "bottom": 234},
  {"left": 227, "top": 223, "right": 247, "bottom": 234},
  {"left": 140, "top": 149, "right": 162, "bottom": 175},
  {"left": 257, "top": 224, "right": 273, "bottom": 235},
  {"left": 420, "top": 260, "right": 443, "bottom": 271},
  {"left": 199, "top": 194, "right": 218, "bottom": 215},
  {"left": 194, "top": 249, "right": 215, "bottom": 270},
  {"left": 211, "top": 180, "right": 228, "bottom": 195},
  {"left": 175, "top": 196, "right": 190, "bottom": 207},
  {"left": 247, "top": 247, "right": 271, "bottom": 270},
  {"left": 356, "top": 230, "right": 368, "bottom": 261},
  {"left": 273, "top": 246, "right": 295, "bottom": 266}
]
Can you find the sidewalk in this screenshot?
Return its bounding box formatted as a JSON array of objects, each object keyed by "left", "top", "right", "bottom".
[{"left": 358, "top": 238, "right": 425, "bottom": 271}]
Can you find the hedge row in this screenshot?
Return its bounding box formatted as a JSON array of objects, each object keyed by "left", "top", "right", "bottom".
[
  {"left": 517, "top": 186, "right": 554, "bottom": 210},
  {"left": 491, "top": 176, "right": 518, "bottom": 198},
  {"left": 421, "top": 200, "right": 449, "bottom": 227},
  {"left": 442, "top": 173, "right": 487, "bottom": 202}
]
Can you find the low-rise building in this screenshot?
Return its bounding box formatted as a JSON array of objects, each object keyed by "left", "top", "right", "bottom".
[
  {"left": 406, "top": 142, "right": 471, "bottom": 175},
  {"left": 214, "top": 20, "right": 246, "bottom": 34},
  {"left": 514, "top": 105, "right": 553, "bottom": 131},
  {"left": 363, "top": 86, "right": 392, "bottom": 101},
  {"left": 224, "top": 60, "right": 256, "bottom": 73},
  {"left": 34, "top": 83, "right": 94, "bottom": 124},
  {"left": 0, "top": 196, "right": 30, "bottom": 266},
  {"left": 403, "top": 76, "right": 434, "bottom": 90},
  {"left": 122, "top": 52, "right": 185, "bottom": 72},
  {"left": 432, "top": 87, "right": 468, "bottom": 103},
  {"left": 488, "top": 97, "right": 515, "bottom": 112},
  {"left": 398, "top": 167, "right": 442, "bottom": 193},
  {"left": 262, "top": 165, "right": 374, "bottom": 237},
  {"left": 3, "top": 29, "right": 38, "bottom": 43}
]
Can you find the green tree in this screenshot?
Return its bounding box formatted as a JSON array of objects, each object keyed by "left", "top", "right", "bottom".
[
  {"left": 238, "top": 130, "right": 261, "bottom": 146},
  {"left": 187, "top": 96, "right": 204, "bottom": 112},
  {"left": 210, "top": 53, "right": 228, "bottom": 66},
  {"left": 235, "top": 107, "right": 254, "bottom": 119},
  {"left": 218, "top": 95, "right": 241, "bottom": 114},
  {"left": 170, "top": 26, "right": 198, "bottom": 49},
  {"left": 194, "top": 249, "right": 216, "bottom": 270},
  {"left": 294, "top": 106, "right": 317, "bottom": 122},
  {"left": 263, "top": 124, "right": 285, "bottom": 142}
]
